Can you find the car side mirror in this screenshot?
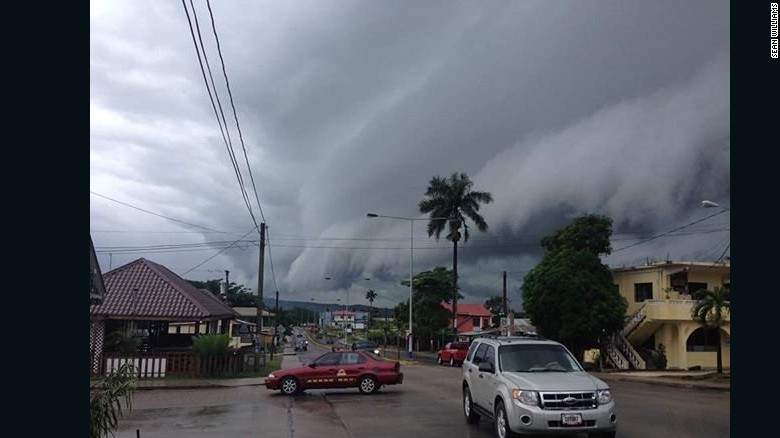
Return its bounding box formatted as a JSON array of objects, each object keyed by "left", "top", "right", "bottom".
[
  {"left": 582, "top": 362, "right": 594, "bottom": 372},
  {"left": 478, "top": 362, "right": 494, "bottom": 373},
  {"left": 308, "top": 363, "right": 317, "bottom": 368}
]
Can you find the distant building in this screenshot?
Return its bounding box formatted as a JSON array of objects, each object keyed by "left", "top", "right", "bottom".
[{"left": 441, "top": 303, "right": 492, "bottom": 334}]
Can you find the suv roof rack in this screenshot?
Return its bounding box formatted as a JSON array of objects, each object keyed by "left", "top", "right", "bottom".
[{"left": 476, "top": 332, "right": 546, "bottom": 341}]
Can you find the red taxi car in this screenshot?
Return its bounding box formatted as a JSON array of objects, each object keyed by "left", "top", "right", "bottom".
[
  {"left": 436, "top": 341, "right": 470, "bottom": 366},
  {"left": 265, "top": 350, "right": 403, "bottom": 395}
]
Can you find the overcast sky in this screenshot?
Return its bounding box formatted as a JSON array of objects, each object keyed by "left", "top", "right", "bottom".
[{"left": 90, "top": 0, "right": 730, "bottom": 310}]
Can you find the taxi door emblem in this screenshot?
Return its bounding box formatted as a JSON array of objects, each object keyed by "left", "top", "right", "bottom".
[{"left": 337, "top": 369, "right": 346, "bottom": 376}]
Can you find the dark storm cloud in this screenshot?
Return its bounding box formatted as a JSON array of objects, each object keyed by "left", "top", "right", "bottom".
[{"left": 90, "top": 0, "right": 729, "bottom": 307}]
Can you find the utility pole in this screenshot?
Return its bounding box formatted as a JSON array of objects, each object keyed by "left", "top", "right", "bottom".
[
  {"left": 502, "top": 271, "right": 508, "bottom": 335},
  {"left": 271, "top": 290, "right": 279, "bottom": 360},
  {"left": 224, "top": 270, "right": 230, "bottom": 302},
  {"left": 257, "top": 223, "right": 266, "bottom": 350}
]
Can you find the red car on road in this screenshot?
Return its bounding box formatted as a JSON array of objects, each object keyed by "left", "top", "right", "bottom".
[
  {"left": 265, "top": 350, "right": 403, "bottom": 395},
  {"left": 436, "top": 341, "right": 470, "bottom": 366}
]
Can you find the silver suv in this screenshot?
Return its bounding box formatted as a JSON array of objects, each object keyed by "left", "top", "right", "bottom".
[{"left": 462, "top": 336, "right": 617, "bottom": 438}]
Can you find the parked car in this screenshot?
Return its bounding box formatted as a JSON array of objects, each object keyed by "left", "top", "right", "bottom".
[
  {"left": 351, "top": 339, "right": 380, "bottom": 354},
  {"left": 265, "top": 350, "right": 403, "bottom": 395},
  {"left": 437, "top": 341, "right": 470, "bottom": 366},
  {"left": 462, "top": 335, "right": 616, "bottom": 438}
]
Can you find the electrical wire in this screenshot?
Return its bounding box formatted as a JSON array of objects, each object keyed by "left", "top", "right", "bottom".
[
  {"left": 183, "top": 226, "right": 258, "bottom": 275},
  {"left": 612, "top": 210, "right": 728, "bottom": 253},
  {"left": 180, "top": 0, "right": 261, "bottom": 235},
  {"left": 205, "top": 0, "right": 266, "bottom": 223},
  {"left": 90, "top": 191, "right": 228, "bottom": 234}
]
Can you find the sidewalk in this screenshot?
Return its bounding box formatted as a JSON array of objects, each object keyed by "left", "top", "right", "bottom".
[{"left": 593, "top": 370, "right": 730, "bottom": 392}]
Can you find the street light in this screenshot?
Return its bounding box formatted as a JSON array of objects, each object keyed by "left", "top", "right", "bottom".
[
  {"left": 367, "top": 212, "right": 447, "bottom": 359},
  {"left": 701, "top": 200, "right": 730, "bottom": 211}
]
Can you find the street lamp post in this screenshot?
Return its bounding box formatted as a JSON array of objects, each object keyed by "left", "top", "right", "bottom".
[
  {"left": 367, "top": 212, "right": 447, "bottom": 359},
  {"left": 701, "top": 200, "right": 730, "bottom": 211}
]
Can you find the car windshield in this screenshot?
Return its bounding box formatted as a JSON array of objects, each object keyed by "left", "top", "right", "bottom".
[
  {"left": 498, "top": 344, "right": 582, "bottom": 373},
  {"left": 452, "top": 342, "right": 469, "bottom": 350}
]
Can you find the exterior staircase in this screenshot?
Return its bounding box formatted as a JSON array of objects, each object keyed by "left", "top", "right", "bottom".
[{"left": 601, "top": 306, "right": 649, "bottom": 370}]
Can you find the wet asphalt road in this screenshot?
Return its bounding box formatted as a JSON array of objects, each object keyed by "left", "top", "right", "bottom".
[
  {"left": 115, "top": 355, "right": 729, "bottom": 438},
  {"left": 117, "top": 331, "right": 729, "bottom": 437}
]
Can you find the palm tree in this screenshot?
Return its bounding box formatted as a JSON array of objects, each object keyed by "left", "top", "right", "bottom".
[
  {"left": 690, "top": 286, "right": 730, "bottom": 374},
  {"left": 90, "top": 362, "right": 137, "bottom": 438},
  {"left": 419, "top": 172, "right": 493, "bottom": 335},
  {"left": 365, "top": 289, "right": 377, "bottom": 328}
]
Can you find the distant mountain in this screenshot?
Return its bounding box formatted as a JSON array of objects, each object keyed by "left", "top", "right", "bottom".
[{"left": 261, "top": 299, "right": 392, "bottom": 315}]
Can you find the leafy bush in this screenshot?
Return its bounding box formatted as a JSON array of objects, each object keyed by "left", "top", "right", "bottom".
[
  {"left": 652, "top": 346, "right": 668, "bottom": 370},
  {"left": 90, "top": 362, "right": 137, "bottom": 438},
  {"left": 103, "top": 331, "right": 142, "bottom": 353},
  {"left": 191, "top": 333, "right": 232, "bottom": 355}
]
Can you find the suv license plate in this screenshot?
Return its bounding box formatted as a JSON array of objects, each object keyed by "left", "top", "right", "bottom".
[{"left": 561, "top": 413, "right": 583, "bottom": 426}]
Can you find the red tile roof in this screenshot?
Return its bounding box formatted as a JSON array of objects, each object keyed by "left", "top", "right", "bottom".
[
  {"left": 90, "top": 258, "right": 238, "bottom": 321},
  {"left": 441, "top": 303, "right": 491, "bottom": 317}
]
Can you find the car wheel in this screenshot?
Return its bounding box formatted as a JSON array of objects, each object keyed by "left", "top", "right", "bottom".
[
  {"left": 449, "top": 357, "right": 456, "bottom": 367},
  {"left": 463, "top": 386, "right": 480, "bottom": 424},
  {"left": 437, "top": 355, "right": 443, "bottom": 365},
  {"left": 494, "top": 400, "right": 519, "bottom": 438},
  {"left": 280, "top": 376, "right": 300, "bottom": 395},
  {"left": 588, "top": 432, "right": 616, "bottom": 438},
  {"left": 358, "top": 375, "right": 378, "bottom": 394}
]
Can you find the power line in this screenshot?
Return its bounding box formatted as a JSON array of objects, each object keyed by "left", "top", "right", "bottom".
[
  {"left": 612, "top": 210, "right": 728, "bottom": 253},
  {"left": 180, "top": 0, "right": 261, "bottom": 235},
  {"left": 205, "top": 0, "right": 266, "bottom": 223},
  {"left": 183, "top": 226, "right": 258, "bottom": 275},
  {"left": 90, "top": 191, "right": 228, "bottom": 234}
]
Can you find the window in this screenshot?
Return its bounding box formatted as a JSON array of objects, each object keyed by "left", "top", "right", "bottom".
[
  {"left": 634, "top": 283, "right": 653, "bottom": 302},
  {"left": 687, "top": 282, "right": 708, "bottom": 296},
  {"left": 315, "top": 353, "right": 341, "bottom": 366},
  {"left": 472, "top": 317, "right": 481, "bottom": 328},
  {"left": 686, "top": 327, "right": 720, "bottom": 352},
  {"left": 340, "top": 352, "right": 365, "bottom": 365},
  {"left": 484, "top": 345, "right": 496, "bottom": 369},
  {"left": 466, "top": 341, "right": 480, "bottom": 362},
  {"left": 473, "top": 343, "right": 489, "bottom": 364}
]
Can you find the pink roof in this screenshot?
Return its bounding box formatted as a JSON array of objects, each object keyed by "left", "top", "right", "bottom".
[{"left": 441, "top": 303, "right": 491, "bottom": 317}]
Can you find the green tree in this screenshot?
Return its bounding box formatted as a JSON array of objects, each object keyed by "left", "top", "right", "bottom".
[
  {"left": 484, "top": 295, "right": 509, "bottom": 326},
  {"left": 419, "top": 172, "right": 493, "bottom": 334},
  {"left": 540, "top": 214, "right": 613, "bottom": 254},
  {"left": 399, "top": 266, "right": 461, "bottom": 348},
  {"left": 690, "top": 286, "right": 730, "bottom": 374},
  {"left": 90, "top": 362, "right": 137, "bottom": 438},
  {"left": 521, "top": 214, "right": 626, "bottom": 361},
  {"left": 365, "top": 289, "right": 377, "bottom": 328},
  {"left": 187, "top": 279, "right": 256, "bottom": 306}
]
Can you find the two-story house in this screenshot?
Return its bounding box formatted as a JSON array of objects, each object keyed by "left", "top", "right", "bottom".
[
  {"left": 441, "top": 303, "right": 492, "bottom": 334},
  {"left": 611, "top": 260, "right": 730, "bottom": 370}
]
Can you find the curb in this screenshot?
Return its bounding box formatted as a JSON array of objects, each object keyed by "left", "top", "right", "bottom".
[{"left": 596, "top": 374, "right": 729, "bottom": 392}]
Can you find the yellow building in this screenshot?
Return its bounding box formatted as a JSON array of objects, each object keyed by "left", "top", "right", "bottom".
[{"left": 611, "top": 261, "right": 730, "bottom": 370}]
